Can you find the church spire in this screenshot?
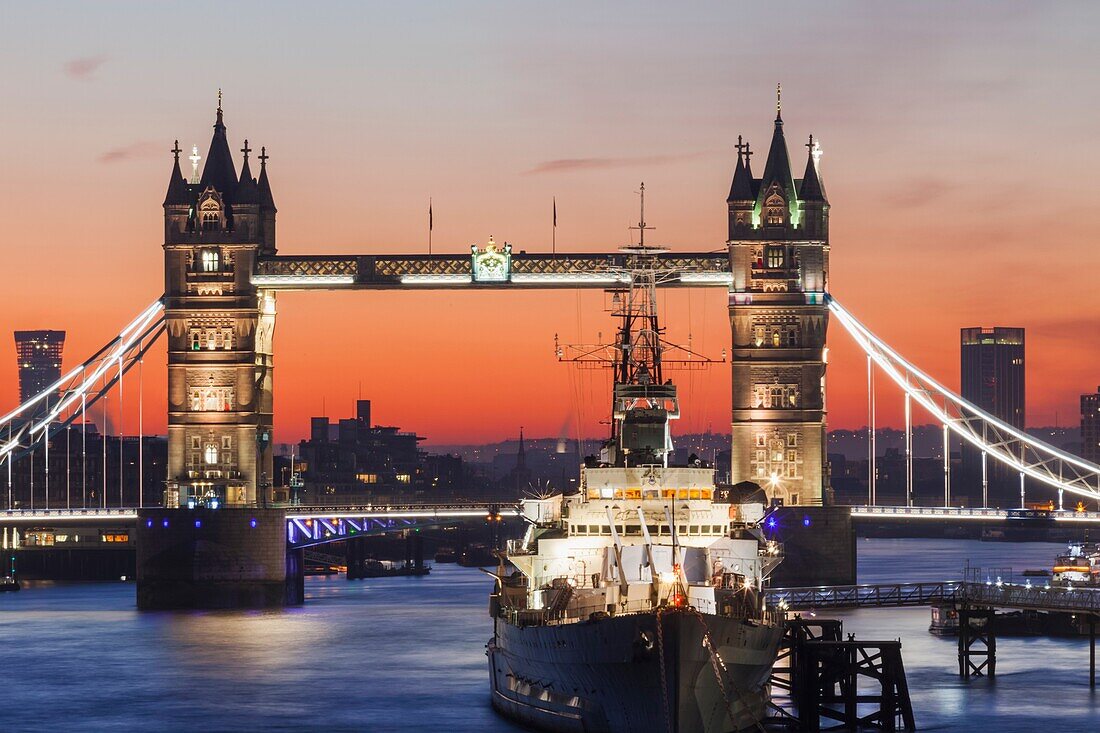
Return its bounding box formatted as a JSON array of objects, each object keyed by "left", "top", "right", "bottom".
[
  {"left": 199, "top": 91, "right": 238, "bottom": 199},
  {"left": 163, "top": 139, "right": 190, "bottom": 206}
]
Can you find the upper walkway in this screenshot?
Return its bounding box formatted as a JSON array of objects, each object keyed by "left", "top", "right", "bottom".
[{"left": 766, "top": 580, "right": 1100, "bottom": 615}]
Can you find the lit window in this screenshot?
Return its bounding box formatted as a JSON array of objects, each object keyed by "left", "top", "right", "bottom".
[
  {"left": 772, "top": 330, "right": 781, "bottom": 347},
  {"left": 765, "top": 245, "right": 785, "bottom": 268},
  {"left": 397, "top": 474, "right": 411, "bottom": 484},
  {"left": 204, "top": 444, "right": 219, "bottom": 465},
  {"left": 202, "top": 249, "right": 220, "bottom": 272}
]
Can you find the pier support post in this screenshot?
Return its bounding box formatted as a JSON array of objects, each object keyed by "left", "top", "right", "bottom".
[
  {"left": 1091, "top": 616, "right": 1096, "bottom": 689},
  {"left": 958, "top": 608, "right": 996, "bottom": 679}
]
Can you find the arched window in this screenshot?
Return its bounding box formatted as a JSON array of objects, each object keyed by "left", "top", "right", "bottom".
[
  {"left": 764, "top": 193, "right": 787, "bottom": 226},
  {"left": 204, "top": 444, "right": 219, "bottom": 465},
  {"left": 201, "top": 249, "right": 220, "bottom": 272}
]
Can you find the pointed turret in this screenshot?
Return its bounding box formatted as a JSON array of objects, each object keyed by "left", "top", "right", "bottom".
[
  {"left": 798, "top": 134, "right": 829, "bottom": 239},
  {"left": 757, "top": 112, "right": 797, "bottom": 206},
  {"left": 256, "top": 146, "right": 277, "bottom": 252},
  {"left": 727, "top": 136, "right": 754, "bottom": 203},
  {"left": 727, "top": 135, "right": 756, "bottom": 240},
  {"left": 163, "top": 140, "right": 190, "bottom": 206},
  {"left": 257, "top": 146, "right": 276, "bottom": 211},
  {"left": 235, "top": 139, "right": 260, "bottom": 206},
  {"left": 798, "top": 135, "right": 826, "bottom": 203},
  {"left": 199, "top": 95, "right": 238, "bottom": 200}
]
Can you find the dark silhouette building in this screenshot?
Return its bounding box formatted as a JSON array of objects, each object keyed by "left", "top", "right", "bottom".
[
  {"left": 1082, "top": 388, "right": 1100, "bottom": 464},
  {"left": 14, "top": 330, "right": 65, "bottom": 403},
  {"left": 960, "top": 327, "right": 1025, "bottom": 505},
  {"left": 296, "top": 399, "right": 472, "bottom": 503}
]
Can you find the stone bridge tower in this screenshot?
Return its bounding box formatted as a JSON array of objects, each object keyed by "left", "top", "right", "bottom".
[
  {"left": 162, "top": 101, "right": 277, "bottom": 507},
  {"left": 727, "top": 96, "right": 830, "bottom": 506}
]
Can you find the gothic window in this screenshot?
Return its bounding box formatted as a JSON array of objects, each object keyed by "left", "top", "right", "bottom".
[
  {"left": 787, "top": 434, "right": 798, "bottom": 447},
  {"left": 204, "top": 444, "right": 219, "bottom": 465},
  {"left": 190, "top": 436, "right": 201, "bottom": 450},
  {"left": 770, "top": 386, "right": 784, "bottom": 407},
  {"left": 764, "top": 194, "right": 787, "bottom": 226},
  {"left": 755, "top": 434, "right": 766, "bottom": 448},
  {"left": 201, "top": 249, "right": 220, "bottom": 272},
  {"left": 772, "top": 330, "right": 781, "bottom": 348},
  {"left": 191, "top": 331, "right": 201, "bottom": 351},
  {"left": 221, "top": 436, "right": 232, "bottom": 451},
  {"left": 189, "top": 387, "right": 234, "bottom": 412},
  {"left": 765, "top": 245, "right": 785, "bottom": 268},
  {"left": 199, "top": 195, "right": 222, "bottom": 231},
  {"left": 754, "top": 326, "right": 764, "bottom": 347},
  {"left": 786, "top": 328, "right": 798, "bottom": 347}
]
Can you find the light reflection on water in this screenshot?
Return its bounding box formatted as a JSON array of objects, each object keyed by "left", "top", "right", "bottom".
[{"left": 1, "top": 539, "right": 1098, "bottom": 731}]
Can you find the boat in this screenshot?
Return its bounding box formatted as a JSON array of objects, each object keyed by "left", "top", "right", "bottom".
[
  {"left": 486, "top": 242, "right": 784, "bottom": 733},
  {"left": 0, "top": 576, "right": 20, "bottom": 592},
  {"left": 434, "top": 546, "right": 458, "bottom": 563},
  {"left": 1052, "top": 541, "right": 1100, "bottom": 586},
  {"left": 360, "top": 559, "right": 430, "bottom": 578}
]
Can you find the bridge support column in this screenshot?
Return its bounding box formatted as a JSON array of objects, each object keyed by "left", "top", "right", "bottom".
[
  {"left": 1090, "top": 616, "right": 1096, "bottom": 689},
  {"left": 958, "top": 608, "right": 996, "bottom": 680},
  {"left": 136, "top": 508, "right": 293, "bottom": 609},
  {"left": 346, "top": 536, "right": 367, "bottom": 580}
]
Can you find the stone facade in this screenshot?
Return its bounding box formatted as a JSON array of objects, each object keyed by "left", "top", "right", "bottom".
[
  {"left": 162, "top": 105, "right": 277, "bottom": 507},
  {"left": 727, "top": 107, "right": 830, "bottom": 506}
]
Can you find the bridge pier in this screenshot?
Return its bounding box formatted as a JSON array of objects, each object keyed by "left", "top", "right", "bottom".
[
  {"left": 136, "top": 508, "right": 299, "bottom": 609},
  {"left": 958, "top": 608, "right": 996, "bottom": 679}
]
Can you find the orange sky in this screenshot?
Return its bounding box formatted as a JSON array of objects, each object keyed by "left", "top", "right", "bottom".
[{"left": 2, "top": 3, "right": 1099, "bottom": 445}]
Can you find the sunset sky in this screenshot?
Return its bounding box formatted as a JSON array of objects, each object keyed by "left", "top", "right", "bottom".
[{"left": 2, "top": 2, "right": 1099, "bottom": 445}]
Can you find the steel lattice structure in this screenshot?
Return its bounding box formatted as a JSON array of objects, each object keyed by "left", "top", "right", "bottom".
[
  {"left": 829, "top": 295, "right": 1100, "bottom": 501},
  {"left": 0, "top": 299, "right": 165, "bottom": 465}
]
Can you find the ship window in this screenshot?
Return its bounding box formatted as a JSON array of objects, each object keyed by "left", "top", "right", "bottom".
[
  {"left": 600, "top": 487, "right": 614, "bottom": 499},
  {"left": 689, "top": 489, "right": 701, "bottom": 500},
  {"left": 688, "top": 525, "right": 698, "bottom": 534},
  {"left": 678, "top": 525, "right": 688, "bottom": 535},
  {"left": 601, "top": 526, "right": 611, "bottom": 535},
  {"left": 701, "top": 490, "right": 713, "bottom": 500},
  {"left": 790, "top": 493, "right": 799, "bottom": 505},
  {"left": 647, "top": 524, "right": 659, "bottom": 536},
  {"left": 659, "top": 524, "right": 670, "bottom": 535},
  {"left": 625, "top": 525, "right": 640, "bottom": 536},
  {"left": 712, "top": 525, "right": 723, "bottom": 534},
  {"left": 642, "top": 489, "right": 659, "bottom": 500},
  {"left": 662, "top": 489, "right": 676, "bottom": 499}
]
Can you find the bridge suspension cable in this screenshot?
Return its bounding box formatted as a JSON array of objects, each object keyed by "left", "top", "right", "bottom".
[
  {"left": 829, "top": 296, "right": 1100, "bottom": 502},
  {"left": 0, "top": 298, "right": 165, "bottom": 468}
]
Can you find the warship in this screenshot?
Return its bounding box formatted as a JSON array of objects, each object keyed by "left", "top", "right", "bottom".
[{"left": 486, "top": 220, "right": 784, "bottom": 733}]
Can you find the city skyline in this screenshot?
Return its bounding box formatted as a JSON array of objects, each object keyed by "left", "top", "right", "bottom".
[{"left": 3, "top": 2, "right": 1099, "bottom": 445}]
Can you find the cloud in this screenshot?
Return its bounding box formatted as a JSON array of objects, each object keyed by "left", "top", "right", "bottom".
[
  {"left": 881, "top": 177, "right": 955, "bottom": 209},
  {"left": 64, "top": 55, "right": 109, "bottom": 80},
  {"left": 525, "top": 152, "right": 706, "bottom": 175},
  {"left": 98, "top": 141, "right": 164, "bottom": 164}
]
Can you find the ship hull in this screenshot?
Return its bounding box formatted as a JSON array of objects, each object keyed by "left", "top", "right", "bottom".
[{"left": 488, "top": 610, "right": 782, "bottom": 733}]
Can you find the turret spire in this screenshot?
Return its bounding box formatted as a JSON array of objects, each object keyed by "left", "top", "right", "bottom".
[
  {"left": 758, "top": 91, "right": 797, "bottom": 207},
  {"left": 727, "top": 135, "right": 754, "bottom": 202},
  {"left": 776, "top": 82, "right": 782, "bottom": 121},
  {"left": 799, "top": 134, "right": 827, "bottom": 202},
  {"left": 199, "top": 93, "right": 238, "bottom": 199},
  {"left": 164, "top": 139, "right": 189, "bottom": 206}
]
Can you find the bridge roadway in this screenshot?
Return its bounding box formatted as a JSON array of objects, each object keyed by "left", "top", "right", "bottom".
[
  {"left": 8, "top": 503, "right": 1100, "bottom": 526},
  {"left": 766, "top": 580, "right": 1100, "bottom": 615},
  {"left": 0, "top": 503, "right": 522, "bottom": 549}
]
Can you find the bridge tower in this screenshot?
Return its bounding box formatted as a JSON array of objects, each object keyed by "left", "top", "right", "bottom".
[
  {"left": 162, "top": 100, "right": 277, "bottom": 507},
  {"left": 727, "top": 94, "right": 830, "bottom": 506}
]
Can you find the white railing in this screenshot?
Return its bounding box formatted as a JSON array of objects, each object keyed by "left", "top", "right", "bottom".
[{"left": 829, "top": 295, "right": 1100, "bottom": 502}]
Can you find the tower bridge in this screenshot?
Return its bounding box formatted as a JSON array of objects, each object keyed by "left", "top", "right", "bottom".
[{"left": 4, "top": 96, "right": 1100, "bottom": 607}]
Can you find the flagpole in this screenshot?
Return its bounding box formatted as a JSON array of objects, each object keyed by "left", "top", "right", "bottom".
[
  {"left": 552, "top": 196, "right": 557, "bottom": 256},
  {"left": 429, "top": 197, "right": 433, "bottom": 255}
]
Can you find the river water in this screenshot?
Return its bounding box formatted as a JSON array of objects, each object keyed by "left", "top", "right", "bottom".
[{"left": 2, "top": 539, "right": 1098, "bottom": 732}]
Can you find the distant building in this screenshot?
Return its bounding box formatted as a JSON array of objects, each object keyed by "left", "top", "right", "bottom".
[
  {"left": 960, "top": 327, "right": 1025, "bottom": 505},
  {"left": 14, "top": 330, "right": 65, "bottom": 403},
  {"left": 1082, "top": 388, "right": 1100, "bottom": 464},
  {"left": 296, "top": 399, "right": 473, "bottom": 504}
]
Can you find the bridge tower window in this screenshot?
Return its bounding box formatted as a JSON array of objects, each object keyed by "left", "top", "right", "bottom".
[
  {"left": 201, "top": 249, "right": 220, "bottom": 272},
  {"left": 204, "top": 444, "right": 219, "bottom": 465}
]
